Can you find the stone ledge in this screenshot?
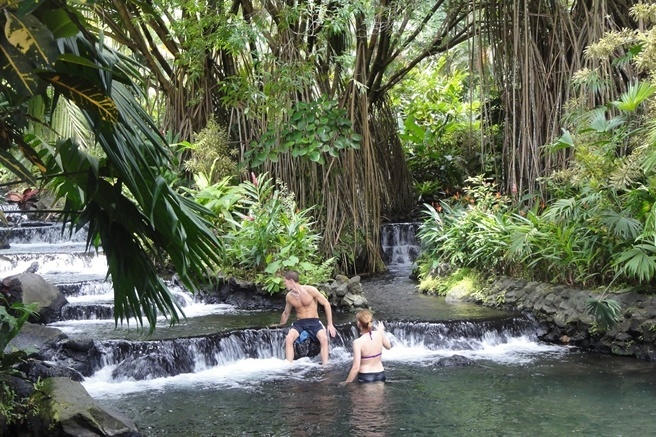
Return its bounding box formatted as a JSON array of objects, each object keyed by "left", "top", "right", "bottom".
[{"left": 463, "top": 277, "right": 656, "bottom": 361}]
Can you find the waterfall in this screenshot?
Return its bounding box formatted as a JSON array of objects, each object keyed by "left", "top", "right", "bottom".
[
  {"left": 56, "top": 315, "right": 547, "bottom": 383},
  {"left": 380, "top": 222, "right": 420, "bottom": 267}
]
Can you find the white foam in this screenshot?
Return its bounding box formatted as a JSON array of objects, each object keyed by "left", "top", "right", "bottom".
[{"left": 83, "top": 357, "right": 321, "bottom": 398}]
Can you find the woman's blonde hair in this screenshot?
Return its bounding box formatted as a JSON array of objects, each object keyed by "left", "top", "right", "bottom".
[{"left": 356, "top": 309, "right": 373, "bottom": 331}]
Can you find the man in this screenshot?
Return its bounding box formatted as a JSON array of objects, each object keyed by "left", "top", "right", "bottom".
[{"left": 276, "top": 270, "right": 336, "bottom": 364}]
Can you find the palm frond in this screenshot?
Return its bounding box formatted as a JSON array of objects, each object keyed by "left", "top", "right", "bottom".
[
  {"left": 586, "top": 298, "right": 622, "bottom": 330},
  {"left": 612, "top": 81, "right": 656, "bottom": 112},
  {"left": 612, "top": 244, "right": 656, "bottom": 283},
  {"left": 601, "top": 210, "right": 642, "bottom": 241}
]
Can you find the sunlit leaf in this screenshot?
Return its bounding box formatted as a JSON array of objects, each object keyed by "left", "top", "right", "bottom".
[
  {"left": 0, "top": 37, "right": 43, "bottom": 95},
  {"left": 0, "top": 147, "right": 36, "bottom": 184},
  {"left": 612, "top": 81, "right": 656, "bottom": 112},
  {"left": 40, "top": 72, "right": 119, "bottom": 122},
  {"left": 4, "top": 11, "right": 57, "bottom": 67}
]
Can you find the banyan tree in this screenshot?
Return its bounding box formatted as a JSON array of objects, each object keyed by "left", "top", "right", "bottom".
[
  {"left": 481, "top": 0, "right": 641, "bottom": 196},
  {"left": 97, "top": 0, "right": 478, "bottom": 274},
  {"left": 92, "top": 0, "right": 643, "bottom": 272}
]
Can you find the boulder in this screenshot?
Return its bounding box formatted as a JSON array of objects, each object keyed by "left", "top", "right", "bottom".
[
  {"left": 435, "top": 354, "right": 475, "bottom": 367},
  {"left": 41, "top": 377, "right": 140, "bottom": 436},
  {"left": 111, "top": 344, "right": 195, "bottom": 381},
  {"left": 341, "top": 293, "right": 369, "bottom": 309},
  {"left": 5, "top": 322, "right": 66, "bottom": 354},
  {"left": 18, "top": 359, "right": 84, "bottom": 382},
  {"left": 2, "top": 273, "right": 68, "bottom": 323}
]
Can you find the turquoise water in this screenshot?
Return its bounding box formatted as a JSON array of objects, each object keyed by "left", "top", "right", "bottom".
[
  {"left": 52, "top": 268, "right": 656, "bottom": 436},
  {"left": 100, "top": 352, "right": 656, "bottom": 436},
  {"left": 16, "top": 224, "right": 655, "bottom": 436}
]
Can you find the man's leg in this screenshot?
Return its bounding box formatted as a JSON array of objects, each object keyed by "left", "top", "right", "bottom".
[
  {"left": 316, "top": 329, "right": 329, "bottom": 365},
  {"left": 284, "top": 329, "right": 300, "bottom": 362}
]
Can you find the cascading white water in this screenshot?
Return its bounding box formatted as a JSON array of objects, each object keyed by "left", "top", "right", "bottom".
[{"left": 380, "top": 222, "right": 420, "bottom": 268}]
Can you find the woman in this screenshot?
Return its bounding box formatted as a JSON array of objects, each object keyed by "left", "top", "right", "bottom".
[{"left": 343, "top": 309, "right": 392, "bottom": 383}]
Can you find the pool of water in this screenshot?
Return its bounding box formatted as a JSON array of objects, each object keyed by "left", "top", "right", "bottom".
[
  {"left": 98, "top": 351, "right": 656, "bottom": 436},
  {"left": 76, "top": 268, "right": 656, "bottom": 436}
]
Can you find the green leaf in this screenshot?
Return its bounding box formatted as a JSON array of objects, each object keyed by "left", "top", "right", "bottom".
[
  {"left": 15, "top": 0, "right": 47, "bottom": 16},
  {"left": 309, "top": 150, "right": 321, "bottom": 162},
  {"left": 39, "top": 8, "right": 81, "bottom": 38},
  {"left": 613, "top": 244, "right": 656, "bottom": 282},
  {"left": 0, "top": 37, "right": 44, "bottom": 96},
  {"left": 612, "top": 81, "right": 656, "bottom": 112},
  {"left": 300, "top": 261, "right": 314, "bottom": 270},
  {"left": 586, "top": 298, "right": 621, "bottom": 330},
  {"left": 0, "top": 144, "right": 38, "bottom": 184},
  {"left": 4, "top": 11, "right": 57, "bottom": 68},
  {"left": 40, "top": 72, "right": 119, "bottom": 122},
  {"left": 265, "top": 261, "right": 281, "bottom": 274},
  {"left": 545, "top": 129, "right": 574, "bottom": 153}
]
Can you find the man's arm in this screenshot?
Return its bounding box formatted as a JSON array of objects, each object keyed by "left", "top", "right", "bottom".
[
  {"left": 278, "top": 298, "right": 292, "bottom": 326},
  {"left": 310, "top": 287, "right": 336, "bottom": 337}
]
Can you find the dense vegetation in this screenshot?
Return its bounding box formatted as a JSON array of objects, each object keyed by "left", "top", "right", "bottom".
[
  {"left": 2, "top": 0, "right": 656, "bottom": 429},
  {"left": 0, "top": 0, "right": 654, "bottom": 326}
]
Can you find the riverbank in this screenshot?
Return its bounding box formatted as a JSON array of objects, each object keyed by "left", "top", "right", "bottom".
[{"left": 443, "top": 275, "right": 656, "bottom": 361}]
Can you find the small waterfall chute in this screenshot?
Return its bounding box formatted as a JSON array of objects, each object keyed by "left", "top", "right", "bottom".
[{"left": 380, "top": 222, "right": 420, "bottom": 268}]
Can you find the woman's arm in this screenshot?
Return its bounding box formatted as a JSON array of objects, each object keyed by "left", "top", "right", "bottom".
[
  {"left": 379, "top": 322, "right": 392, "bottom": 350},
  {"left": 344, "top": 341, "right": 362, "bottom": 383}
]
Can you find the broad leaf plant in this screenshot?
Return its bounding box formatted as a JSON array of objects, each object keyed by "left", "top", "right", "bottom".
[{"left": 0, "top": 0, "right": 223, "bottom": 331}]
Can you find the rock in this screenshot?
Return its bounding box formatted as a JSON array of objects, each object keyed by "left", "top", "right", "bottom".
[
  {"left": 111, "top": 346, "right": 194, "bottom": 381},
  {"left": 5, "top": 322, "right": 66, "bottom": 355},
  {"left": 18, "top": 359, "right": 84, "bottom": 382},
  {"left": 200, "top": 278, "right": 286, "bottom": 310},
  {"left": 478, "top": 276, "right": 656, "bottom": 361},
  {"left": 445, "top": 284, "right": 474, "bottom": 303},
  {"left": 24, "top": 262, "right": 39, "bottom": 273},
  {"left": 435, "top": 354, "right": 475, "bottom": 366},
  {"left": 1, "top": 273, "right": 68, "bottom": 323},
  {"left": 38, "top": 337, "right": 98, "bottom": 377},
  {"left": 334, "top": 283, "right": 349, "bottom": 297},
  {"left": 42, "top": 377, "right": 140, "bottom": 436},
  {"left": 347, "top": 276, "right": 363, "bottom": 294},
  {"left": 341, "top": 293, "right": 369, "bottom": 309},
  {"left": 293, "top": 338, "right": 321, "bottom": 360}
]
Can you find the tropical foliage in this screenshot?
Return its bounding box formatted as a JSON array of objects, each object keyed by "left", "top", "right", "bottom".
[
  {"left": 417, "top": 6, "right": 656, "bottom": 328},
  {"left": 89, "top": 0, "right": 489, "bottom": 273},
  {"left": 481, "top": 0, "right": 641, "bottom": 196},
  {"left": 391, "top": 56, "right": 485, "bottom": 201},
  {"left": 418, "top": 77, "right": 656, "bottom": 289},
  {"left": 183, "top": 173, "right": 335, "bottom": 293},
  {"left": 0, "top": 0, "right": 222, "bottom": 329}
]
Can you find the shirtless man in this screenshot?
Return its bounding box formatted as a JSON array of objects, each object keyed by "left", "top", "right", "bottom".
[{"left": 276, "top": 270, "right": 336, "bottom": 364}]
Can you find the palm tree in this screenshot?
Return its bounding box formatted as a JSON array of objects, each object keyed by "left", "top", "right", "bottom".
[{"left": 0, "top": 0, "right": 222, "bottom": 330}]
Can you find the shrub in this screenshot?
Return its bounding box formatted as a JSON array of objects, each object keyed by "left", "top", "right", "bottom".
[{"left": 217, "top": 173, "right": 334, "bottom": 293}]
